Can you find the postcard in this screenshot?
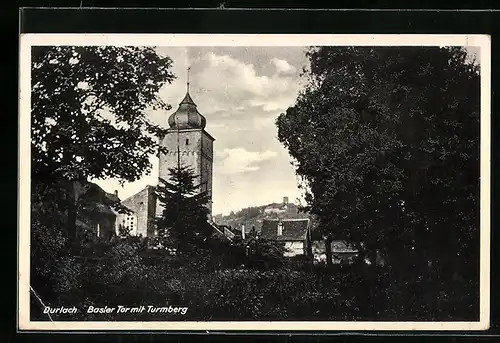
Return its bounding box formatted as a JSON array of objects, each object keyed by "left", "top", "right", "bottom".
[{"left": 18, "top": 33, "right": 491, "bottom": 331}]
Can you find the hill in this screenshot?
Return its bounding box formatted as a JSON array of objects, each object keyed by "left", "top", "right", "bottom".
[{"left": 213, "top": 201, "right": 310, "bottom": 233}]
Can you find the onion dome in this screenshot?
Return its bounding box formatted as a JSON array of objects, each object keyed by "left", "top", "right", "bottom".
[{"left": 167, "top": 91, "right": 206, "bottom": 130}]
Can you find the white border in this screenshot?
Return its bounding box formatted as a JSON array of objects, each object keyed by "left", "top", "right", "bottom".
[{"left": 18, "top": 34, "right": 491, "bottom": 331}]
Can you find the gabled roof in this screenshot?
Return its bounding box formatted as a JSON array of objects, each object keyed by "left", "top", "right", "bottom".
[
  {"left": 208, "top": 221, "right": 233, "bottom": 241},
  {"left": 81, "top": 202, "right": 116, "bottom": 216},
  {"left": 104, "top": 191, "right": 120, "bottom": 203},
  {"left": 74, "top": 181, "right": 121, "bottom": 216},
  {"left": 261, "top": 219, "right": 309, "bottom": 241},
  {"left": 74, "top": 181, "right": 120, "bottom": 202}
]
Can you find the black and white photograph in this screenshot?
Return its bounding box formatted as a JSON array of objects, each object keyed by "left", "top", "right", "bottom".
[{"left": 18, "top": 34, "right": 490, "bottom": 331}]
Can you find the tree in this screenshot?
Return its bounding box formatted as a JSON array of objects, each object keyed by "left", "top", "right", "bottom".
[
  {"left": 230, "top": 236, "right": 287, "bottom": 269},
  {"left": 31, "top": 46, "right": 175, "bottom": 242},
  {"left": 276, "top": 46, "right": 480, "bottom": 278},
  {"left": 155, "top": 165, "right": 213, "bottom": 252}
]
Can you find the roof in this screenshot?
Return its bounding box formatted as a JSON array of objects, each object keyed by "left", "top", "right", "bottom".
[
  {"left": 180, "top": 91, "right": 195, "bottom": 105},
  {"left": 74, "top": 181, "right": 120, "bottom": 202},
  {"left": 104, "top": 191, "right": 120, "bottom": 203},
  {"left": 261, "top": 219, "right": 309, "bottom": 241},
  {"left": 80, "top": 202, "right": 116, "bottom": 216},
  {"left": 312, "top": 240, "right": 358, "bottom": 253},
  {"left": 331, "top": 240, "right": 358, "bottom": 253},
  {"left": 263, "top": 202, "right": 284, "bottom": 209},
  {"left": 72, "top": 181, "right": 121, "bottom": 216},
  {"left": 167, "top": 91, "right": 207, "bottom": 130},
  {"left": 208, "top": 221, "right": 233, "bottom": 241},
  {"left": 218, "top": 225, "right": 239, "bottom": 235}
]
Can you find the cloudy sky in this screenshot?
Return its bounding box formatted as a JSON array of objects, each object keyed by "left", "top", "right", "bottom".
[
  {"left": 93, "top": 45, "right": 480, "bottom": 216},
  {"left": 94, "top": 46, "right": 310, "bottom": 215}
]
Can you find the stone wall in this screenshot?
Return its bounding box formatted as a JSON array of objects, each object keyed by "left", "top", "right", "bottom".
[
  {"left": 121, "top": 185, "right": 156, "bottom": 237},
  {"left": 159, "top": 129, "right": 203, "bottom": 184}
]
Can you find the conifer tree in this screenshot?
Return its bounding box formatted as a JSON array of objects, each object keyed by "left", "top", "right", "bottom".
[{"left": 155, "top": 165, "right": 213, "bottom": 252}]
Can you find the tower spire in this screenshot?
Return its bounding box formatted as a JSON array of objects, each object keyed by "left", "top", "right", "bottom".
[{"left": 187, "top": 66, "right": 191, "bottom": 93}]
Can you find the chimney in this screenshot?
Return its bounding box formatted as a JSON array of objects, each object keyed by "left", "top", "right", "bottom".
[
  {"left": 241, "top": 224, "right": 245, "bottom": 240},
  {"left": 114, "top": 190, "right": 119, "bottom": 197},
  {"left": 277, "top": 220, "right": 283, "bottom": 236},
  {"left": 283, "top": 196, "right": 289, "bottom": 205}
]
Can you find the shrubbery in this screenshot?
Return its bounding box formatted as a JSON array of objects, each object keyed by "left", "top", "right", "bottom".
[{"left": 30, "top": 233, "right": 478, "bottom": 322}]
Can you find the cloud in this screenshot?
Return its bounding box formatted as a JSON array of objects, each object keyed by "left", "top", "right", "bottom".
[
  {"left": 193, "top": 52, "right": 302, "bottom": 115},
  {"left": 252, "top": 115, "right": 277, "bottom": 130},
  {"left": 270, "top": 57, "right": 297, "bottom": 75},
  {"left": 216, "top": 148, "right": 278, "bottom": 175}
]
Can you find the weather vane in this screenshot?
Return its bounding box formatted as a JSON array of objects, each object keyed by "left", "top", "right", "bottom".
[{"left": 187, "top": 66, "right": 191, "bottom": 92}]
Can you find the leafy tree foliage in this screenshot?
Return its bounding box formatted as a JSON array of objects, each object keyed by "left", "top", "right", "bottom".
[
  {"left": 235, "top": 206, "right": 261, "bottom": 219},
  {"left": 277, "top": 47, "right": 480, "bottom": 277},
  {"left": 32, "top": 46, "right": 175, "bottom": 182},
  {"left": 30, "top": 46, "right": 175, "bottom": 309},
  {"left": 155, "top": 165, "right": 213, "bottom": 252},
  {"left": 31, "top": 46, "right": 175, "bottom": 241},
  {"left": 231, "top": 236, "right": 288, "bottom": 266}
]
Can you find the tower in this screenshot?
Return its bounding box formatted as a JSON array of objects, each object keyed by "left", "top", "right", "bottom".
[{"left": 157, "top": 71, "right": 215, "bottom": 217}]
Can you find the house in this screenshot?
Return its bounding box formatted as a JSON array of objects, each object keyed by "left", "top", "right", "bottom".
[
  {"left": 310, "top": 240, "right": 386, "bottom": 265},
  {"left": 260, "top": 218, "right": 311, "bottom": 257},
  {"left": 73, "top": 181, "right": 123, "bottom": 240},
  {"left": 311, "top": 240, "right": 359, "bottom": 264}
]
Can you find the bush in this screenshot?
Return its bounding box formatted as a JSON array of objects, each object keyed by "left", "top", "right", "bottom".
[{"left": 30, "top": 230, "right": 479, "bottom": 322}]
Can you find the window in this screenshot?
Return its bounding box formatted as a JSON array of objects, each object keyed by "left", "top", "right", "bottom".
[
  {"left": 277, "top": 222, "right": 283, "bottom": 236},
  {"left": 185, "top": 138, "right": 189, "bottom": 145}
]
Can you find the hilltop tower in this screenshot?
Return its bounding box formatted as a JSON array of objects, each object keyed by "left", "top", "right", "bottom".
[{"left": 157, "top": 70, "right": 215, "bottom": 218}]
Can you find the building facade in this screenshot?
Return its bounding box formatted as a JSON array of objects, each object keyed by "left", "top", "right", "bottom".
[
  {"left": 261, "top": 218, "right": 311, "bottom": 257},
  {"left": 71, "top": 181, "right": 121, "bottom": 241},
  {"left": 118, "top": 185, "right": 157, "bottom": 237}
]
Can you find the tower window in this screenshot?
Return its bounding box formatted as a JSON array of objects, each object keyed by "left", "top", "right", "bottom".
[{"left": 185, "top": 138, "right": 190, "bottom": 145}]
